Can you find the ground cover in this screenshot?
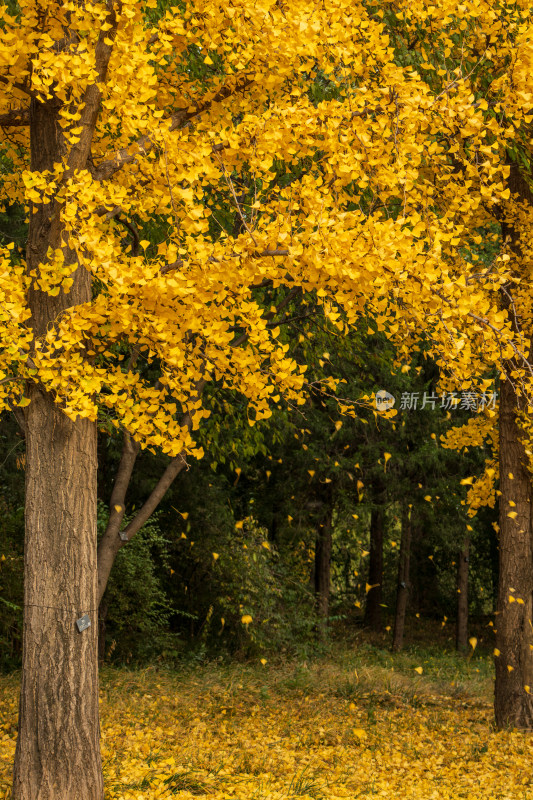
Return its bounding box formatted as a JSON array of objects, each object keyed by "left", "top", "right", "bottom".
[{"left": 1, "top": 639, "right": 531, "bottom": 800}]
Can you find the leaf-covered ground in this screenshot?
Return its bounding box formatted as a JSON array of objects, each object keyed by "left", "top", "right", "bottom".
[{"left": 1, "top": 643, "right": 533, "bottom": 799}]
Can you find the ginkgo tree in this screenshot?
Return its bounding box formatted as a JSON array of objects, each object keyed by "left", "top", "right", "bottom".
[
  {"left": 377, "top": 0, "right": 533, "bottom": 730},
  {"left": 2, "top": 0, "right": 533, "bottom": 797}
]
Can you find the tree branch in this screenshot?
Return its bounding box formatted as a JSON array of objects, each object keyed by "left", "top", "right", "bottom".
[
  {"left": 96, "top": 432, "right": 141, "bottom": 604},
  {"left": 160, "top": 248, "right": 289, "bottom": 274},
  {"left": 0, "top": 74, "right": 39, "bottom": 100},
  {"left": 0, "top": 107, "right": 30, "bottom": 126},
  {"left": 93, "top": 75, "right": 254, "bottom": 181}
]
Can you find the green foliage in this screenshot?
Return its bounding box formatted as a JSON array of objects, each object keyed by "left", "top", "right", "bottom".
[
  {"left": 98, "top": 501, "right": 180, "bottom": 663},
  {"left": 0, "top": 498, "right": 23, "bottom": 671},
  {"left": 159, "top": 470, "right": 316, "bottom": 658}
]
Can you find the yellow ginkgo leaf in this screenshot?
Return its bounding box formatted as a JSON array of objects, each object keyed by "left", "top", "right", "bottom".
[
  {"left": 241, "top": 614, "right": 253, "bottom": 625},
  {"left": 414, "top": 666, "right": 423, "bottom": 674},
  {"left": 469, "top": 637, "right": 477, "bottom": 650}
]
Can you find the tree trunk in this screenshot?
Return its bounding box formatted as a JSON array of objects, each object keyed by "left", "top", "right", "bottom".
[
  {"left": 456, "top": 539, "right": 470, "bottom": 653},
  {"left": 314, "top": 507, "right": 333, "bottom": 639},
  {"left": 365, "top": 504, "right": 384, "bottom": 631},
  {"left": 13, "top": 394, "right": 103, "bottom": 800},
  {"left": 13, "top": 94, "right": 105, "bottom": 798},
  {"left": 392, "top": 505, "right": 412, "bottom": 652},
  {"left": 494, "top": 377, "right": 533, "bottom": 729},
  {"left": 493, "top": 160, "right": 533, "bottom": 729}
]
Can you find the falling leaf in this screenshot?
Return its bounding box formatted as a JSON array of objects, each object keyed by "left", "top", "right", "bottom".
[{"left": 414, "top": 666, "right": 423, "bottom": 674}]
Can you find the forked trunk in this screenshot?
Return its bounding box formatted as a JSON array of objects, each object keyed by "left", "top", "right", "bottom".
[
  {"left": 392, "top": 505, "right": 412, "bottom": 652},
  {"left": 494, "top": 377, "right": 533, "bottom": 729}
]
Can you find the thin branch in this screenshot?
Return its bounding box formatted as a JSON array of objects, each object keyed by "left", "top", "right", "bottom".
[
  {"left": 93, "top": 75, "right": 254, "bottom": 181},
  {"left": 0, "top": 74, "right": 39, "bottom": 100},
  {"left": 160, "top": 248, "right": 289, "bottom": 274}
]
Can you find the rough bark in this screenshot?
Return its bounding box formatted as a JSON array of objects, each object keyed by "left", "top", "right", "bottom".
[
  {"left": 364, "top": 504, "right": 384, "bottom": 631},
  {"left": 456, "top": 540, "right": 470, "bottom": 653},
  {"left": 494, "top": 377, "right": 533, "bottom": 729},
  {"left": 392, "top": 506, "right": 412, "bottom": 652},
  {"left": 13, "top": 97, "right": 104, "bottom": 800},
  {"left": 13, "top": 393, "right": 102, "bottom": 800},
  {"left": 493, "top": 158, "right": 533, "bottom": 729},
  {"left": 13, "top": 11, "right": 118, "bottom": 791}
]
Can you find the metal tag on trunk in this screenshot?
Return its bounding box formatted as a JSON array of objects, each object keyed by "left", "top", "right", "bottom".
[{"left": 76, "top": 614, "right": 91, "bottom": 633}]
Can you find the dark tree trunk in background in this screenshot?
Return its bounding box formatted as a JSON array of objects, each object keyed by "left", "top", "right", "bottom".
[
  {"left": 365, "top": 490, "right": 385, "bottom": 631},
  {"left": 456, "top": 540, "right": 470, "bottom": 653},
  {"left": 392, "top": 505, "right": 412, "bottom": 652},
  {"left": 314, "top": 493, "right": 333, "bottom": 640},
  {"left": 98, "top": 601, "right": 108, "bottom": 665}
]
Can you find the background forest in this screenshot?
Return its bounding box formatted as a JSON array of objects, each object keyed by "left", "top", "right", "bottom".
[{"left": 0, "top": 326, "right": 497, "bottom": 669}]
